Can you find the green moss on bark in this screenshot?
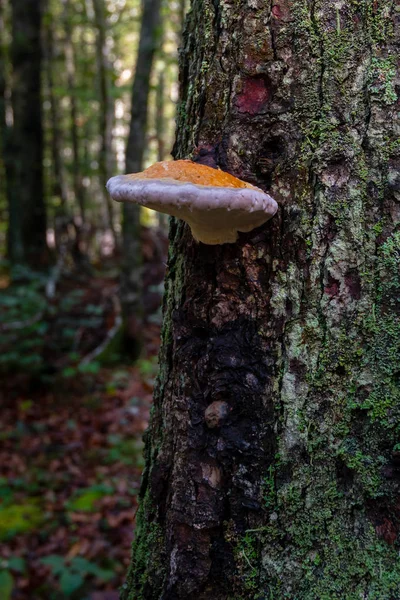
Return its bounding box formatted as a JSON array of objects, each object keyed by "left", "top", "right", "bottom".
[{"left": 122, "top": 0, "right": 400, "bottom": 597}]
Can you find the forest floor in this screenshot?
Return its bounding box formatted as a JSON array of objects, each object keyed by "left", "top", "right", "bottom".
[
  {"left": 0, "top": 357, "right": 156, "bottom": 600},
  {"left": 0, "top": 233, "right": 166, "bottom": 599}
]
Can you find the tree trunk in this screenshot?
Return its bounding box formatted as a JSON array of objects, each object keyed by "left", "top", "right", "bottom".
[
  {"left": 155, "top": 68, "right": 169, "bottom": 232},
  {"left": 43, "top": 1, "right": 69, "bottom": 210},
  {"left": 120, "top": 0, "right": 162, "bottom": 356},
  {"left": 123, "top": 1, "right": 400, "bottom": 599},
  {"left": 62, "top": 0, "right": 86, "bottom": 223},
  {"left": 156, "top": 69, "right": 166, "bottom": 163},
  {"left": 0, "top": 0, "right": 23, "bottom": 264},
  {"left": 92, "top": 0, "right": 117, "bottom": 245},
  {"left": 177, "top": 0, "right": 186, "bottom": 47},
  {"left": 10, "top": 0, "right": 48, "bottom": 267},
  {"left": 0, "top": 0, "right": 6, "bottom": 189}
]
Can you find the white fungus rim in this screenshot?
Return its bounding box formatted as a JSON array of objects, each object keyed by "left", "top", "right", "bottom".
[
  {"left": 107, "top": 175, "right": 278, "bottom": 215},
  {"left": 107, "top": 174, "right": 278, "bottom": 244}
]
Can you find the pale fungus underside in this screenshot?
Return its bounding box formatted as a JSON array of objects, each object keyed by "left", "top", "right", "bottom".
[{"left": 107, "top": 160, "right": 278, "bottom": 245}]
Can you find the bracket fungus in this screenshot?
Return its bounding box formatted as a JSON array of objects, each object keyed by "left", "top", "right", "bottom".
[{"left": 106, "top": 160, "right": 278, "bottom": 245}]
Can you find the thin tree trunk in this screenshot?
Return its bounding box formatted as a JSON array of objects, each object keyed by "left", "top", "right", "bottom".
[
  {"left": 0, "top": 0, "right": 8, "bottom": 174},
  {"left": 155, "top": 68, "right": 169, "bottom": 231},
  {"left": 0, "top": 0, "right": 23, "bottom": 263},
  {"left": 92, "top": 0, "right": 117, "bottom": 245},
  {"left": 155, "top": 69, "right": 165, "bottom": 163},
  {"left": 10, "top": 0, "right": 48, "bottom": 267},
  {"left": 62, "top": 0, "right": 86, "bottom": 223},
  {"left": 123, "top": 1, "right": 400, "bottom": 598},
  {"left": 43, "top": 1, "right": 69, "bottom": 210},
  {"left": 120, "top": 0, "right": 162, "bottom": 356},
  {"left": 177, "top": 0, "right": 186, "bottom": 47}
]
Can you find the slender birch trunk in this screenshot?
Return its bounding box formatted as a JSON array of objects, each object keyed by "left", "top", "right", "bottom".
[
  {"left": 92, "top": 0, "right": 117, "bottom": 245},
  {"left": 62, "top": 0, "right": 86, "bottom": 223},
  {"left": 120, "top": 0, "right": 162, "bottom": 357}
]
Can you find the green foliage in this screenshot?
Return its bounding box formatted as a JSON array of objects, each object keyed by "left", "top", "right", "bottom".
[
  {"left": 41, "top": 554, "right": 114, "bottom": 596},
  {"left": 105, "top": 369, "right": 131, "bottom": 394},
  {"left": 0, "top": 282, "right": 48, "bottom": 373},
  {"left": 61, "top": 361, "right": 101, "bottom": 379},
  {"left": 65, "top": 484, "right": 113, "bottom": 513},
  {"left": 106, "top": 434, "right": 145, "bottom": 466},
  {"left": 137, "top": 355, "right": 159, "bottom": 380},
  {"left": 0, "top": 477, "right": 14, "bottom": 503},
  {"left": 6, "top": 557, "right": 26, "bottom": 573},
  {"left": 0, "top": 570, "right": 13, "bottom": 600},
  {"left": 0, "top": 279, "right": 114, "bottom": 379}
]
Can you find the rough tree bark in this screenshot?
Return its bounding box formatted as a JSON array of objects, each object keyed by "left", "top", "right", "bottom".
[
  {"left": 122, "top": 1, "right": 400, "bottom": 599},
  {"left": 121, "top": 0, "right": 162, "bottom": 356},
  {"left": 10, "top": 0, "right": 48, "bottom": 267}
]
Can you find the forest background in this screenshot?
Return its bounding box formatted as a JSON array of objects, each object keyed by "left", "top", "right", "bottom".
[{"left": 0, "top": 0, "right": 183, "bottom": 597}]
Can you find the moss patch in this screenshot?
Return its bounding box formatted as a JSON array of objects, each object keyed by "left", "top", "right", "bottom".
[{"left": 0, "top": 502, "right": 45, "bottom": 541}]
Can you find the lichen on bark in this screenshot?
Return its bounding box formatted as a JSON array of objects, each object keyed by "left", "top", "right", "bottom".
[{"left": 121, "top": 1, "right": 400, "bottom": 598}]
